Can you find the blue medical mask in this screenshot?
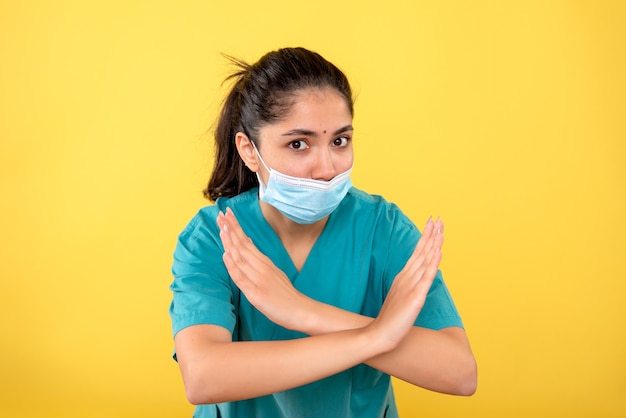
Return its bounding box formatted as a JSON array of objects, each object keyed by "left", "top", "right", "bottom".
[{"left": 251, "top": 141, "right": 353, "bottom": 224}]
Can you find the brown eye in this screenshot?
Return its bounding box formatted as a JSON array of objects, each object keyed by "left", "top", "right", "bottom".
[
  {"left": 332, "top": 136, "right": 350, "bottom": 147},
  {"left": 288, "top": 140, "right": 309, "bottom": 150}
]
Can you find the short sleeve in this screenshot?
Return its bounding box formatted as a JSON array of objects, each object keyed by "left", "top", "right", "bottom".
[
  {"left": 168, "top": 208, "right": 238, "bottom": 338},
  {"left": 415, "top": 270, "right": 463, "bottom": 329}
]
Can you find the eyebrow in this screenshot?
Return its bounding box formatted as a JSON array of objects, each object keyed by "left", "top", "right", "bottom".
[{"left": 281, "top": 124, "right": 354, "bottom": 137}]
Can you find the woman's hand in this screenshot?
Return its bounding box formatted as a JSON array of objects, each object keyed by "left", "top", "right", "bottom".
[
  {"left": 217, "top": 208, "right": 312, "bottom": 331},
  {"left": 367, "top": 217, "right": 445, "bottom": 352}
]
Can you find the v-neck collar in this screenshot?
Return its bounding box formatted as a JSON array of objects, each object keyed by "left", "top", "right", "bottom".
[{"left": 251, "top": 194, "right": 334, "bottom": 279}]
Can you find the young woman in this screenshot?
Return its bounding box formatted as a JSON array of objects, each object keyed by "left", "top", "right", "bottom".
[{"left": 169, "top": 47, "right": 477, "bottom": 418}]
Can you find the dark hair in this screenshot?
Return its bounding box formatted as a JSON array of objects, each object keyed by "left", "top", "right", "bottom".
[{"left": 203, "top": 47, "right": 354, "bottom": 201}]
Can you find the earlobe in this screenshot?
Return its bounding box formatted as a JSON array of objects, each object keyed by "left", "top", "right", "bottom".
[{"left": 235, "top": 132, "right": 259, "bottom": 172}]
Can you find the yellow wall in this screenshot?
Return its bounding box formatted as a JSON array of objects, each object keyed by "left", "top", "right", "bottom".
[{"left": 1, "top": 1, "right": 624, "bottom": 417}]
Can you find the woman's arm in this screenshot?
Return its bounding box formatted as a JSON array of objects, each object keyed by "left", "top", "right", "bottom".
[
  {"left": 175, "top": 316, "right": 475, "bottom": 406},
  {"left": 175, "top": 212, "right": 442, "bottom": 404},
  {"left": 176, "top": 320, "right": 398, "bottom": 405},
  {"left": 214, "top": 208, "right": 477, "bottom": 396},
  {"left": 218, "top": 210, "right": 477, "bottom": 395},
  {"left": 176, "top": 209, "right": 475, "bottom": 403},
  {"left": 298, "top": 302, "right": 477, "bottom": 395}
]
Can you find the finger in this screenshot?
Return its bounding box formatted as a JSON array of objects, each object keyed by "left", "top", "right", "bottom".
[
  {"left": 217, "top": 217, "right": 244, "bottom": 278},
  {"left": 432, "top": 217, "right": 444, "bottom": 247},
  {"left": 219, "top": 211, "right": 274, "bottom": 284},
  {"left": 418, "top": 217, "right": 443, "bottom": 262},
  {"left": 413, "top": 217, "right": 435, "bottom": 256},
  {"left": 404, "top": 217, "right": 440, "bottom": 272},
  {"left": 218, "top": 211, "right": 255, "bottom": 270},
  {"left": 216, "top": 210, "right": 227, "bottom": 236},
  {"left": 414, "top": 217, "right": 441, "bottom": 260},
  {"left": 224, "top": 208, "right": 262, "bottom": 257},
  {"left": 216, "top": 209, "right": 241, "bottom": 251},
  {"left": 223, "top": 208, "right": 249, "bottom": 244},
  {"left": 219, "top": 218, "right": 244, "bottom": 266},
  {"left": 222, "top": 208, "right": 273, "bottom": 267},
  {"left": 424, "top": 219, "right": 444, "bottom": 266},
  {"left": 421, "top": 247, "right": 442, "bottom": 287},
  {"left": 411, "top": 242, "right": 442, "bottom": 289},
  {"left": 398, "top": 218, "right": 445, "bottom": 286},
  {"left": 400, "top": 217, "right": 435, "bottom": 274},
  {"left": 222, "top": 250, "right": 256, "bottom": 293},
  {"left": 217, "top": 210, "right": 240, "bottom": 255},
  {"left": 220, "top": 227, "right": 267, "bottom": 292},
  {"left": 219, "top": 209, "right": 254, "bottom": 258}
]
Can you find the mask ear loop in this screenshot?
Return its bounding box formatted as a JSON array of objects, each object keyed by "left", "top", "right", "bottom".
[
  {"left": 249, "top": 140, "right": 270, "bottom": 196},
  {"left": 250, "top": 140, "right": 272, "bottom": 175}
]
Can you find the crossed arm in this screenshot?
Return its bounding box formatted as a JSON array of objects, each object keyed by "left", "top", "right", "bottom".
[{"left": 174, "top": 209, "right": 477, "bottom": 405}]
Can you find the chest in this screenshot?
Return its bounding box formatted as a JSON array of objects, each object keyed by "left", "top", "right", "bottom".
[{"left": 283, "top": 240, "right": 314, "bottom": 272}]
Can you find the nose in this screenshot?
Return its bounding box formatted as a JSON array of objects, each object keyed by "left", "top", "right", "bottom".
[{"left": 311, "top": 149, "right": 337, "bottom": 181}]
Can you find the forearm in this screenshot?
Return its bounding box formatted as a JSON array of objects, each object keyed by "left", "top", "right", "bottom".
[
  {"left": 176, "top": 325, "right": 390, "bottom": 405},
  {"left": 300, "top": 299, "right": 477, "bottom": 395},
  {"left": 369, "top": 326, "right": 477, "bottom": 395}
]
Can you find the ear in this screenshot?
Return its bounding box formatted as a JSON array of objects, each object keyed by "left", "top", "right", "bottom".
[{"left": 235, "top": 132, "right": 259, "bottom": 172}]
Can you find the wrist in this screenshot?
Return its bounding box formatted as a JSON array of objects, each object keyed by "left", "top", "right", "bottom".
[
  {"left": 296, "top": 298, "right": 374, "bottom": 336},
  {"left": 294, "top": 295, "right": 324, "bottom": 336},
  {"left": 362, "top": 320, "right": 400, "bottom": 355}
]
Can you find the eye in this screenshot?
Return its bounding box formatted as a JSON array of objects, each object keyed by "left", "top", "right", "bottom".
[
  {"left": 288, "top": 140, "right": 310, "bottom": 150},
  {"left": 332, "top": 136, "right": 351, "bottom": 147}
]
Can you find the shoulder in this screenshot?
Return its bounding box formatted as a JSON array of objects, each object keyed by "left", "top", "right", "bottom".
[
  {"left": 342, "top": 187, "right": 390, "bottom": 212},
  {"left": 180, "top": 189, "right": 259, "bottom": 236},
  {"left": 340, "top": 187, "right": 416, "bottom": 231},
  {"left": 331, "top": 187, "right": 420, "bottom": 258}
]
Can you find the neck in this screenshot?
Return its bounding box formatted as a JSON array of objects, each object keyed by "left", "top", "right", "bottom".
[{"left": 259, "top": 201, "right": 327, "bottom": 243}]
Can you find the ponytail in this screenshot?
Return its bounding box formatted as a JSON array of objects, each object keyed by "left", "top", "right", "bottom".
[{"left": 203, "top": 59, "right": 257, "bottom": 201}]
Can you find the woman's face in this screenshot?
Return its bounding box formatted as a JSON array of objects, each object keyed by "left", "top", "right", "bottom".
[{"left": 253, "top": 87, "right": 354, "bottom": 183}]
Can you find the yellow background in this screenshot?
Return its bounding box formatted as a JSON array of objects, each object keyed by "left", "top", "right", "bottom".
[{"left": 1, "top": 1, "right": 624, "bottom": 417}]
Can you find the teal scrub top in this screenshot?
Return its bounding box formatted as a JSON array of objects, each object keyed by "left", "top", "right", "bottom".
[{"left": 169, "top": 187, "right": 463, "bottom": 418}]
